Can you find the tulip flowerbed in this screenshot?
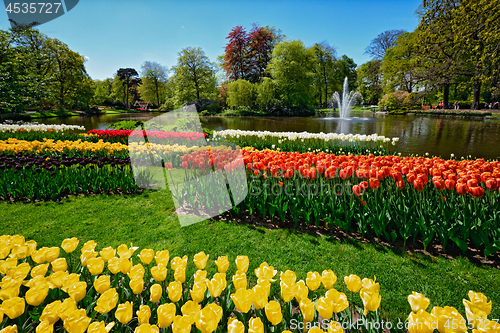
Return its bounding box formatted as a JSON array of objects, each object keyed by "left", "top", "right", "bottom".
[
  {"left": 87, "top": 130, "right": 207, "bottom": 145},
  {"left": 0, "top": 234, "right": 497, "bottom": 333},
  {"left": 173, "top": 148, "right": 500, "bottom": 258},
  {"left": 213, "top": 130, "right": 399, "bottom": 155}
]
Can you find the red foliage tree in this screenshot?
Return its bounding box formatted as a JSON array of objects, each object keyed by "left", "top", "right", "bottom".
[{"left": 223, "top": 24, "right": 274, "bottom": 83}]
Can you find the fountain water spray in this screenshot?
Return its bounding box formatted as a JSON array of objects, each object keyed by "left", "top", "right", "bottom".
[{"left": 332, "top": 77, "right": 358, "bottom": 119}]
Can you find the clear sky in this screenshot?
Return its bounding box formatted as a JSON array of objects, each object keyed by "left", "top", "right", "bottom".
[{"left": 1, "top": 0, "right": 422, "bottom": 81}]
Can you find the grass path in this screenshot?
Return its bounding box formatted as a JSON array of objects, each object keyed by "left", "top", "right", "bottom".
[{"left": 1, "top": 190, "right": 499, "bottom": 322}]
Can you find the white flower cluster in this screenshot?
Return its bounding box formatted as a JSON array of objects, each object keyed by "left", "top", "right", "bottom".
[
  {"left": 213, "top": 129, "right": 400, "bottom": 145},
  {"left": 0, "top": 123, "right": 85, "bottom": 133}
]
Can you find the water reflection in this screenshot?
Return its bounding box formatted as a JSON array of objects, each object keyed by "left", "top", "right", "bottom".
[{"left": 34, "top": 112, "right": 500, "bottom": 160}]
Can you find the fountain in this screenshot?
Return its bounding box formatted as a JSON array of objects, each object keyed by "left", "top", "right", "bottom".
[{"left": 332, "top": 77, "right": 358, "bottom": 119}]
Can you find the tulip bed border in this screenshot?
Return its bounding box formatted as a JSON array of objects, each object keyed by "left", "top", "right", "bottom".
[{"left": 0, "top": 235, "right": 497, "bottom": 333}]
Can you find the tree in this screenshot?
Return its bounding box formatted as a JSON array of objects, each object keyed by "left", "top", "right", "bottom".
[
  {"left": 139, "top": 61, "right": 168, "bottom": 107},
  {"left": 227, "top": 79, "right": 255, "bottom": 108},
  {"left": 248, "top": 25, "right": 274, "bottom": 82},
  {"left": 93, "top": 78, "right": 113, "bottom": 105},
  {"left": 334, "top": 55, "right": 358, "bottom": 93},
  {"left": 223, "top": 26, "right": 250, "bottom": 81},
  {"left": 364, "top": 29, "right": 407, "bottom": 60},
  {"left": 171, "top": 47, "right": 217, "bottom": 104},
  {"left": 312, "top": 42, "right": 337, "bottom": 105},
  {"left": 117, "top": 68, "right": 140, "bottom": 109},
  {"left": 268, "top": 40, "right": 316, "bottom": 106},
  {"left": 356, "top": 60, "right": 383, "bottom": 104}
]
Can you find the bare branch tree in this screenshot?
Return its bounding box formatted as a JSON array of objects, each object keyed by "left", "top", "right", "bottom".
[{"left": 364, "top": 29, "right": 407, "bottom": 59}]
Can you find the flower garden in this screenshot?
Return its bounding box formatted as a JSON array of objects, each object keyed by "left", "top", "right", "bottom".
[{"left": 0, "top": 124, "right": 499, "bottom": 333}]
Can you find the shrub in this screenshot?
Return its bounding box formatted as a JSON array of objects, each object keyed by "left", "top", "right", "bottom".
[{"left": 227, "top": 79, "right": 255, "bottom": 109}]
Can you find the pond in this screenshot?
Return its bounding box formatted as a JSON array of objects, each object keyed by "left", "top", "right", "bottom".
[{"left": 34, "top": 111, "right": 500, "bottom": 160}]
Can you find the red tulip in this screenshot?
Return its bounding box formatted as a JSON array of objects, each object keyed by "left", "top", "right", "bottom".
[
  {"left": 369, "top": 178, "right": 380, "bottom": 190},
  {"left": 182, "top": 162, "right": 188, "bottom": 170},
  {"left": 352, "top": 185, "right": 362, "bottom": 197},
  {"left": 360, "top": 181, "right": 369, "bottom": 191},
  {"left": 485, "top": 179, "right": 498, "bottom": 190},
  {"left": 433, "top": 178, "right": 445, "bottom": 191},
  {"left": 413, "top": 179, "right": 424, "bottom": 191},
  {"left": 445, "top": 179, "right": 455, "bottom": 190},
  {"left": 467, "top": 179, "right": 478, "bottom": 188},
  {"left": 456, "top": 183, "right": 467, "bottom": 195},
  {"left": 468, "top": 186, "right": 484, "bottom": 198},
  {"left": 396, "top": 180, "right": 405, "bottom": 189}
]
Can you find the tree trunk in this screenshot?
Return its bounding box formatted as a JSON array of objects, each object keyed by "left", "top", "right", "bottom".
[
  {"left": 443, "top": 83, "right": 449, "bottom": 109},
  {"left": 155, "top": 79, "right": 160, "bottom": 107},
  {"left": 126, "top": 80, "right": 130, "bottom": 110},
  {"left": 473, "top": 80, "right": 481, "bottom": 109}
]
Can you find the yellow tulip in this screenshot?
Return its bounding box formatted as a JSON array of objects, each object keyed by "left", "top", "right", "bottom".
[
  {"left": 137, "top": 305, "right": 152, "bottom": 325},
  {"left": 49, "top": 271, "right": 68, "bottom": 288},
  {"left": 463, "top": 291, "right": 492, "bottom": 329},
  {"left": 317, "top": 296, "right": 334, "bottom": 320},
  {"left": 0, "top": 258, "right": 18, "bottom": 273},
  {"left": 231, "top": 288, "right": 253, "bottom": 313},
  {"left": 66, "top": 281, "right": 87, "bottom": 302},
  {"left": 107, "top": 257, "right": 121, "bottom": 274},
  {"left": 326, "top": 321, "right": 344, "bottom": 333},
  {"left": 62, "top": 273, "right": 80, "bottom": 289},
  {"left": 408, "top": 292, "right": 431, "bottom": 314},
  {"left": 63, "top": 309, "right": 91, "bottom": 333},
  {"left": 280, "top": 280, "right": 295, "bottom": 302},
  {"left": 215, "top": 256, "right": 229, "bottom": 273},
  {"left": 228, "top": 318, "right": 245, "bottom": 333},
  {"left": 0, "top": 276, "right": 20, "bottom": 300},
  {"left": 117, "top": 243, "right": 138, "bottom": 259},
  {"left": 86, "top": 257, "right": 105, "bottom": 276},
  {"left": 10, "top": 245, "right": 30, "bottom": 259},
  {"left": 265, "top": 300, "right": 283, "bottom": 326},
  {"left": 51, "top": 258, "right": 67, "bottom": 272},
  {"left": 168, "top": 281, "right": 183, "bottom": 302},
  {"left": 130, "top": 278, "right": 144, "bottom": 295},
  {"left": 94, "top": 275, "right": 111, "bottom": 294},
  {"left": 300, "top": 298, "right": 315, "bottom": 322},
  {"left": 207, "top": 273, "right": 225, "bottom": 298},
  {"left": 195, "top": 305, "right": 220, "bottom": 333},
  {"left": 205, "top": 304, "right": 223, "bottom": 323},
  {"left": 321, "top": 270, "right": 337, "bottom": 290},
  {"left": 99, "top": 247, "right": 116, "bottom": 262},
  {"left": 190, "top": 281, "right": 207, "bottom": 303},
  {"left": 407, "top": 311, "right": 437, "bottom": 333},
  {"left": 87, "top": 321, "right": 115, "bottom": 333},
  {"left": 150, "top": 284, "right": 162, "bottom": 303},
  {"left": 252, "top": 284, "right": 268, "bottom": 310},
  {"left": 94, "top": 288, "right": 119, "bottom": 314},
  {"left": 257, "top": 278, "right": 271, "bottom": 298},
  {"left": 115, "top": 302, "right": 133, "bottom": 325},
  {"left": 138, "top": 249, "right": 155, "bottom": 265},
  {"left": 0, "top": 241, "right": 10, "bottom": 260},
  {"left": 36, "top": 321, "right": 53, "bottom": 333},
  {"left": 360, "top": 289, "right": 381, "bottom": 316},
  {"left": 344, "top": 274, "right": 362, "bottom": 293},
  {"left": 431, "top": 306, "right": 467, "bottom": 333},
  {"left": 194, "top": 252, "right": 210, "bottom": 269},
  {"left": 158, "top": 303, "right": 176, "bottom": 328},
  {"left": 8, "top": 262, "right": 30, "bottom": 280},
  {"left": 174, "top": 267, "right": 186, "bottom": 283},
  {"left": 194, "top": 270, "right": 208, "bottom": 283},
  {"left": 128, "top": 264, "right": 145, "bottom": 280},
  {"left": 2, "top": 297, "right": 25, "bottom": 319},
  {"left": 361, "top": 276, "right": 379, "bottom": 293},
  {"left": 172, "top": 315, "right": 192, "bottom": 333},
  {"left": 40, "top": 300, "right": 61, "bottom": 324},
  {"left": 249, "top": 317, "right": 264, "bottom": 333},
  {"left": 306, "top": 271, "right": 322, "bottom": 291},
  {"left": 80, "top": 250, "right": 98, "bottom": 267},
  {"left": 134, "top": 324, "right": 160, "bottom": 333},
  {"left": 280, "top": 269, "right": 297, "bottom": 286},
  {"left": 151, "top": 264, "right": 168, "bottom": 282},
  {"left": 119, "top": 258, "right": 132, "bottom": 274},
  {"left": 235, "top": 255, "right": 249, "bottom": 273},
  {"left": 181, "top": 300, "right": 201, "bottom": 324},
  {"left": 254, "top": 262, "right": 277, "bottom": 281},
  {"left": 325, "top": 289, "right": 349, "bottom": 313},
  {"left": 31, "top": 263, "right": 49, "bottom": 277},
  {"left": 309, "top": 328, "right": 324, "bottom": 333},
  {"left": 58, "top": 298, "right": 78, "bottom": 321},
  {"left": 293, "top": 280, "right": 309, "bottom": 302},
  {"left": 233, "top": 271, "right": 247, "bottom": 290},
  {"left": 61, "top": 238, "right": 79, "bottom": 253},
  {"left": 44, "top": 247, "right": 60, "bottom": 262},
  {"left": 25, "top": 240, "right": 37, "bottom": 256},
  {"left": 0, "top": 325, "right": 18, "bottom": 333},
  {"left": 25, "top": 282, "right": 49, "bottom": 306},
  {"left": 82, "top": 240, "right": 97, "bottom": 252},
  {"left": 155, "top": 250, "right": 170, "bottom": 266}
]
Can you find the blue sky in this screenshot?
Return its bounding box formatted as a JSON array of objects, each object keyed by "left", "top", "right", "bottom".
[{"left": 1, "top": 0, "right": 422, "bottom": 80}]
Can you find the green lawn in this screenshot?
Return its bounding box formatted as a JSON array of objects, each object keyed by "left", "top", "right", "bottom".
[{"left": 1, "top": 190, "right": 499, "bottom": 323}]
